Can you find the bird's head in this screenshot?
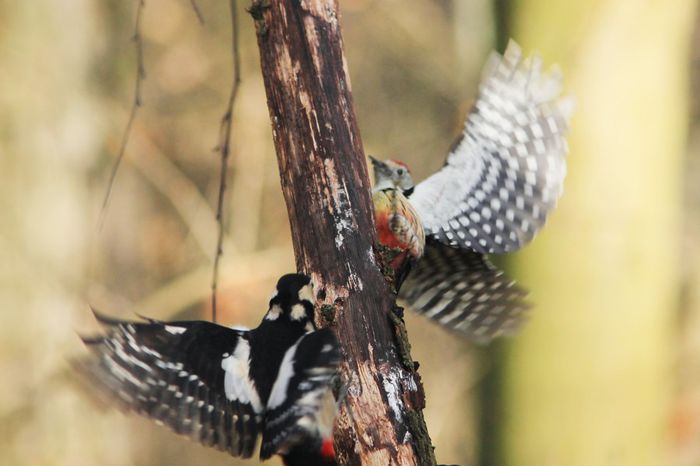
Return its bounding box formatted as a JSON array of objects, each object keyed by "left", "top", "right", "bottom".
[
  {"left": 264, "top": 273, "right": 316, "bottom": 326},
  {"left": 369, "top": 156, "right": 415, "bottom": 195}
]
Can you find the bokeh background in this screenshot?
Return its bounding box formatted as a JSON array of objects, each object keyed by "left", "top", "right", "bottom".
[{"left": 1, "top": 0, "right": 699, "bottom": 465}]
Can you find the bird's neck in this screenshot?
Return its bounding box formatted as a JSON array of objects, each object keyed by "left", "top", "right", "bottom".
[
  {"left": 372, "top": 178, "right": 396, "bottom": 193},
  {"left": 372, "top": 180, "right": 413, "bottom": 197}
]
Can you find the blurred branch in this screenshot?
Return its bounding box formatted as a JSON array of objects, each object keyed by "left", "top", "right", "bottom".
[
  {"left": 106, "top": 116, "right": 226, "bottom": 258},
  {"left": 99, "top": 0, "right": 146, "bottom": 228},
  {"left": 251, "top": 1, "right": 435, "bottom": 464},
  {"left": 0, "top": 231, "right": 134, "bottom": 319},
  {"left": 83, "top": 242, "right": 292, "bottom": 323},
  {"left": 212, "top": 0, "right": 242, "bottom": 323},
  {"left": 189, "top": 0, "right": 205, "bottom": 24},
  {"left": 129, "top": 246, "right": 292, "bottom": 319},
  {"left": 492, "top": 0, "right": 512, "bottom": 50},
  {"left": 369, "top": 2, "right": 460, "bottom": 102}
]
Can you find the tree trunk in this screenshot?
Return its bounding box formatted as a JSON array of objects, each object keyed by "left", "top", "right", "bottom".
[
  {"left": 248, "top": 1, "right": 435, "bottom": 465},
  {"left": 491, "top": 1, "right": 698, "bottom": 466}
]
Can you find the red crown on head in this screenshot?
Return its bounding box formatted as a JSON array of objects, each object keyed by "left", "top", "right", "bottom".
[{"left": 388, "top": 159, "right": 410, "bottom": 170}]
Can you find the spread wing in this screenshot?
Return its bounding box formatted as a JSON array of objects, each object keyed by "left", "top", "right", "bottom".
[
  {"left": 260, "top": 328, "right": 340, "bottom": 460},
  {"left": 410, "top": 40, "right": 573, "bottom": 254},
  {"left": 399, "top": 240, "right": 529, "bottom": 341},
  {"left": 77, "top": 311, "right": 262, "bottom": 458}
]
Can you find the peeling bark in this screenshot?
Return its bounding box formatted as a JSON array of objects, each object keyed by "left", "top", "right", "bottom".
[{"left": 249, "top": 1, "right": 435, "bottom": 465}]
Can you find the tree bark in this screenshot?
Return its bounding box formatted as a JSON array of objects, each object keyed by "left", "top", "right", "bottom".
[{"left": 249, "top": 1, "right": 435, "bottom": 465}]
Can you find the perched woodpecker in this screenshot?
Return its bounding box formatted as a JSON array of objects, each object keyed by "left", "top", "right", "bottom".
[
  {"left": 77, "top": 273, "right": 340, "bottom": 465},
  {"left": 371, "top": 156, "right": 425, "bottom": 283},
  {"left": 371, "top": 40, "right": 573, "bottom": 341}
]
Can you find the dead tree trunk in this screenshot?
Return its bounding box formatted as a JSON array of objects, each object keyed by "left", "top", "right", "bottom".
[{"left": 249, "top": 1, "right": 435, "bottom": 465}]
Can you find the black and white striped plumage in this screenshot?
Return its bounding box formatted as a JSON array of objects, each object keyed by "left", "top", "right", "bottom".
[
  {"left": 410, "top": 40, "right": 573, "bottom": 254},
  {"left": 372, "top": 40, "right": 571, "bottom": 340},
  {"left": 399, "top": 239, "right": 529, "bottom": 341},
  {"left": 78, "top": 273, "right": 340, "bottom": 463}
]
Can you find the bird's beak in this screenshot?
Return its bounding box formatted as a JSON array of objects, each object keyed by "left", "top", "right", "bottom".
[{"left": 368, "top": 155, "right": 382, "bottom": 167}]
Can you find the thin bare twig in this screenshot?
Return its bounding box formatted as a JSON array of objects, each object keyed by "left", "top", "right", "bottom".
[
  {"left": 189, "top": 0, "right": 205, "bottom": 25},
  {"left": 211, "top": 0, "right": 241, "bottom": 323},
  {"left": 99, "top": 0, "right": 146, "bottom": 229}
]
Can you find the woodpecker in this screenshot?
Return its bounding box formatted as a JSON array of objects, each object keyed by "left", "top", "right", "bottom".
[
  {"left": 77, "top": 273, "right": 340, "bottom": 465},
  {"left": 371, "top": 40, "right": 573, "bottom": 341},
  {"left": 371, "top": 156, "right": 425, "bottom": 283}
]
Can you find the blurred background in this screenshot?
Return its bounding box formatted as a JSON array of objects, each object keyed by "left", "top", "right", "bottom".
[{"left": 1, "top": 0, "right": 698, "bottom": 465}]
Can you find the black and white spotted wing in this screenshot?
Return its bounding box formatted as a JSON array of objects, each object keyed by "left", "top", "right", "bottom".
[
  {"left": 260, "top": 328, "right": 340, "bottom": 459},
  {"left": 79, "top": 312, "right": 263, "bottom": 458},
  {"left": 409, "top": 40, "right": 573, "bottom": 254},
  {"left": 399, "top": 240, "right": 529, "bottom": 341}
]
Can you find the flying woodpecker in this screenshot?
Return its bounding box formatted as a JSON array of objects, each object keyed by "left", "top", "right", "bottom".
[
  {"left": 77, "top": 273, "right": 340, "bottom": 465},
  {"left": 371, "top": 40, "right": 573, "bottom": 341}
]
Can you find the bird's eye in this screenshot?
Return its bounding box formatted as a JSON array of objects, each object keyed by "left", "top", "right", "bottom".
[{"left": 397, "top": 168, "right": 405, "bottom": 176}]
